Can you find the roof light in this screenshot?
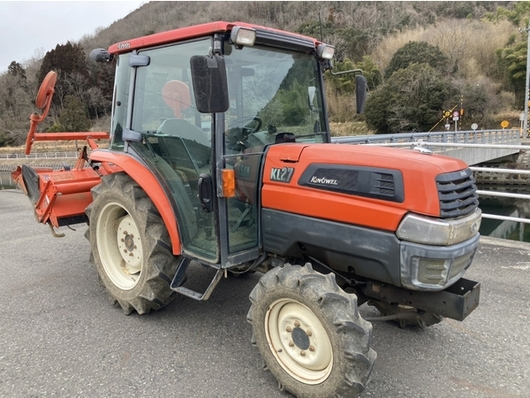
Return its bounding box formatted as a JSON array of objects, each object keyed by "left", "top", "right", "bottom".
[
  {"left": 230, "top": 26, "right": 256, "bottom": 47},
  {"left": 317, "top": 44, "right": 335, "bottom": 60}
]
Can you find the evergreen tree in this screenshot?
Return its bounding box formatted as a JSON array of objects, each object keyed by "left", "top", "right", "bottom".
[
  {"left": 496, "top": 39, "right": 527, "bottom": 106},
  {"left": 37, "top": 42, "right": 90, "bottom": 110},
  {"left": 366, "top": 63, "right": 452, "bottom": 133},
  {"left": 47, "top": 95, "right": 92, "bottom": 132},
  {"left": 385, "top": 41, "right": 449, "bottom": 79}
]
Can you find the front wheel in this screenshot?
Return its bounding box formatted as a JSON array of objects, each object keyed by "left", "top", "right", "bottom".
[
  {"left": 85, "top": 173, "right": 179, "bottom": 315},
  {"left": 247, "top": 264, "right": 376, "bottom": 398}
]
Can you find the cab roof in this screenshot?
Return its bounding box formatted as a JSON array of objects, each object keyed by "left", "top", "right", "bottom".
[{"left": 108, "top": 21, "right": 321, "bottom": 55}]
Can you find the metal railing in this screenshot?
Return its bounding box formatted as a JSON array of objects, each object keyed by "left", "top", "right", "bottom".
[
  {"left": 471, "top": 166, "right": 530, "bottom": 225},
  {"left": 0, "top": 152, "right": 79, "bottom": 159},
  {"left": 331, "top": 129, "right": 520, "bottom": 145}
]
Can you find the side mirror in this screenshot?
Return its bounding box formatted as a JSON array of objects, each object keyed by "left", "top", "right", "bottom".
[
  {"left": 190, "top": 55, "right": 229, "bottom": 113},
  {"left": 355, "top": 75, "right": 367, "bottom": 114},
  {"left": 89, "top": 48, "right": 113, "bottom": 63}
]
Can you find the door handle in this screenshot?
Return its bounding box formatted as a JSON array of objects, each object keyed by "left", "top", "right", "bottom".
[{"left": 198, "top": 173, "right": 214, "bottom": 213}]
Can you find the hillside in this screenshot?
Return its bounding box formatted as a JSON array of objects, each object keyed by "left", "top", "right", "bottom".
[{"left": 0, "top": 1, "right": 525, "bottom": 146}]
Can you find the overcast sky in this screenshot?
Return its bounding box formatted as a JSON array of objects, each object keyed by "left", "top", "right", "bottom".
[{"left": 0, "top": 1, "right": 146, "bottom": 73}]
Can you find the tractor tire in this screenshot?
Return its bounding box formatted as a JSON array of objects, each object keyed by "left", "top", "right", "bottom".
[
  {"left": 247, "top": 263, "right": 376, "bottom": 398},
  {"left": 85, "top": 173, "right": 179, "bottom": 315}
]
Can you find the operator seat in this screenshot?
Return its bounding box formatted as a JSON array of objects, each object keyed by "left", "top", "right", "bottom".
[
  {"left": 157, "top": 80, "right": 211, "bottom": 169},
  {"left": 157, "top": 118, "right": 210, "bottom": 168}
]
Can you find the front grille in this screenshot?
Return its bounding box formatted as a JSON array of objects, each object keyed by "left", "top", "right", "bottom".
[{"left": 436, "top": 168, "right": 478, "bottom": 218}]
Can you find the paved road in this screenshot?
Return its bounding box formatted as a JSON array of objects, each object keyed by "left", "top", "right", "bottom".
[{"left": 1, "top": 189, "right": 529, "bottom": 397}]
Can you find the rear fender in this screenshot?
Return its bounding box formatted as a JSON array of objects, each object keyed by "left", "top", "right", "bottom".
[{"left": 90, "top": 150, "right": 182, "bottom": 255}]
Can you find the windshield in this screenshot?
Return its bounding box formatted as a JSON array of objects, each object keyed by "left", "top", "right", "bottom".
[{"left": 224, "top": 44, "right": 327, "bottom": 151}]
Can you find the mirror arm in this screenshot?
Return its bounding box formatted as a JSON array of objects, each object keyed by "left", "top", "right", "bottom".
[{"left": 329, "top": 68, "right": 364, "bottom": 77}]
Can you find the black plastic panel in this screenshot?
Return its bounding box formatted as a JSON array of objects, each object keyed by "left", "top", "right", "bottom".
[
  {"left": 298, "top": 164, "right": 404, "bottom": 203},
  {"left": 262, "top": 208, "right": 402, "bottom": 286},
  {"left": 436, "top": 168, "right": 478, "bottom": 218}
]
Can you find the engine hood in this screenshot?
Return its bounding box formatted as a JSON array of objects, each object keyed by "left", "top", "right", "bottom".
[{"left": 261, "top": 143, "right": 473, "bottom": 232}]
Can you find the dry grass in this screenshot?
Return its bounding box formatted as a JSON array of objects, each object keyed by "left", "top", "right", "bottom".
[
  {"left": 330, "top": 122, "right": 375, "bottom": 137},
  {"left": 371, "top": 19, "right": 513, "bottom": 80}
]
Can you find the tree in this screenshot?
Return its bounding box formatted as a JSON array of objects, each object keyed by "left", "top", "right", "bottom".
[
  {"left": 385, "top": 41, "right": 449, "bottom": 79},
  {"left": 496, "top": 38, "right": 527, "bottom": 106},
  {"left": 0, "top": 131, "right": 15, "bottom": 147},
  {"left": 47, "top": 95, "right": 92, "bottom": 132},
  {"left": 365, "top": 63, "right": 452, "bottom": 134},
  {"left": 2, "top": 62, "right": 30, "bottom": 121},
  {"left": 7, "top": 61, "right": 27, "bottom": 81},
  {"left": 38, "top": 42, "right": 90, "bottom": 110}
]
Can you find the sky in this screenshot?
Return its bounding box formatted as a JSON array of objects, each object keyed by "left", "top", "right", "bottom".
[{"left": 0, "top": 1, "right": 146, "bottom": 73}]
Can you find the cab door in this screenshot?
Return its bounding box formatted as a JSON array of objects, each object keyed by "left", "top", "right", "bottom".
[{"left": 120, "top": 39, "right": 221, "bottom": 264}]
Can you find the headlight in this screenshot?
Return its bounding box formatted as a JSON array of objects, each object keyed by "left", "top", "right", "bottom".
[
  {"left": 230, "top": 26, "right": 256, "bottom": 47},
  {"left": 396, "top": 208, "right": 481, "bottom": 246},
  {"left": 317, "top": 44, "right": 335, "bottom": 60}
]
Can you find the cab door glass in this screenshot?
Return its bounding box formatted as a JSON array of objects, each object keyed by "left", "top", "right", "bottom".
[{"left": 129, "top": 38, "right": 218, "bottom": 262}]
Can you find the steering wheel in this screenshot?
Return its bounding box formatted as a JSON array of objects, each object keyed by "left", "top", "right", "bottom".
[
  {"left": 228, "top": 116, "right": 262, "bottom": 135},
  {"left": 226, "top": 116, "right": 262, "bottom": 150}
]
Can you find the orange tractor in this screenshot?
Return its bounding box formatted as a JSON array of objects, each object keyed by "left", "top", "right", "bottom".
[{"left": 13, "top": 21, "right": 481, "bottom": 397}]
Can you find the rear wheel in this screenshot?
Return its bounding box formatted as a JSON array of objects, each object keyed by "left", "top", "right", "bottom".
[
  {"left": 247, "top": 263, "right": 376, "bottom": 397},
  {"left": 85, "top": 173, "right": 179, "bottom": 315}
]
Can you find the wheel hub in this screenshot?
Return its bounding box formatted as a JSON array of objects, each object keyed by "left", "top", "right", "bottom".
[
  {"left": 123, "top": 234, "right": 135, "bottom": 252},
  {"left": 266, "top": 299, "right": 333, "bottom": 384},
  {"left": 116, "top": 215, "right": 143, "bottom": 274},
  {"left": 291, "top": 327, "right": 310, "bottom": 350}
]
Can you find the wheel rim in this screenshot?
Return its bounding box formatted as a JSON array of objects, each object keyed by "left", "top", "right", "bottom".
[
  {"left": 265, "top": 298, "right": 333, "bottom": 384},
  {"left": 96, "top": 202, "right": 144, "bottom": 290}
]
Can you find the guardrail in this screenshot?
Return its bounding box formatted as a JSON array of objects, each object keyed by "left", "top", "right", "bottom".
[
  {"left": 471, "top": 166, "right": 530, "bottom": 225},
  {"left": 331, "top": 129, "right": 520, "bottom": 145},
  {"left": 332, "top": 129, "right": 522, "bottom": 166},
  {"left": 0, "top": 152, "right": 79, "bottom": 159}
]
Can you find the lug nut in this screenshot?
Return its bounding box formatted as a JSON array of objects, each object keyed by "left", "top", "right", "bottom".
[
  {"left": 294, "top": 321, "right": 300, "bottom": 327},
  {"left": 289, "top": 341, "right": 294, "bottom": 347},
  {"left": 309, "top": 345, "right": 315, "bottom": 352},
  {"left": 300, "top": 351, "right": 306, "bottom": 357},
  {"left": 286, "top": 326, "right": 292, "bottom": 333},
  {"left": 306, "top": 330, "right": 312, "bottom": 337}
]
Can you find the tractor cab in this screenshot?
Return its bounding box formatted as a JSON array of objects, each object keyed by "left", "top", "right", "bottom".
[{"left": 100, "top": 23, "right": 332, "bottom": 271}]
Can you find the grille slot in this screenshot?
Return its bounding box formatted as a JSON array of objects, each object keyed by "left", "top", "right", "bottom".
[
  {"left": 436, "top": 168, "right": 478, "bottom": 218},
  {"left": 372, "top": 173, "right": 395, "bottom": 197}
]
